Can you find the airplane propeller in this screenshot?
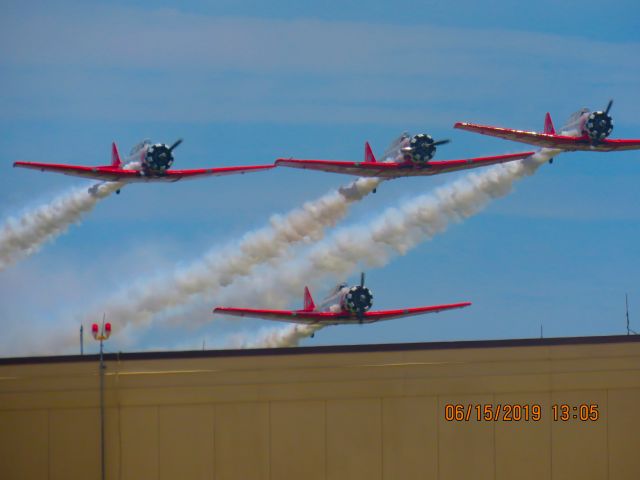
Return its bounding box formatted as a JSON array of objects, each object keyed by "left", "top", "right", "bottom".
[
  {"left": 169, "top": 139, "right": 183, "bottom": 152},
  {"left": 604, "top": 99, "right": 613, "bottom": 115},
  {"left": 357, "top": 272, "right": 366, "bottom": 321}
]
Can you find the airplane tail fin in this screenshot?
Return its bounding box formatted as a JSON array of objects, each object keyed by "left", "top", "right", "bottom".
[
  {"left": 111, "top": 142, "right": 122, "bottom": 168},
  {"left": 303, "top": 286, "right": 316, "bottom": 311},
  {"left": 364, "top": 141, "right": 377, "bottom": 163},
  {"left": 544, "top": 113, "right": 556, "bottom": 135}
]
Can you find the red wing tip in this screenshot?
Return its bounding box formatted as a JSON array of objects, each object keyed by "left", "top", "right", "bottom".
[
  {"left": 445, "top": 301, "right": 472, "bottom": 308},
  {"left": 454, "top": 122, "right": 488, "bottom": 130},
  {"left": 454, "top": 122, "right": 476, "bottom": 128},
  {"left": 441, "top": 301, "right": 472, "bottom": 310},
  {"left": 14, "top": 161, "right": 49, "bottom": 167}
]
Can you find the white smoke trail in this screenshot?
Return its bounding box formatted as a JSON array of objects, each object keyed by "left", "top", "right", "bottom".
[
  {"left": 85, "top": 177, "right": 380, "bottom": 330},
  {"left": 224, "top": 323, "right": 325, "bottom": 348},
  {"left": 36, "top": 147, "right": 553, "bottom": 354},
  {"left": 213, "top": 149, "right": 558, "bottom": 319},
  {"left": 0, "top": 181, "right": 124, "bottom": 271},
  {"left": 33, "top": 178, "right": 376, "bottom": 354},
  {"left": 127, "top": 149, "right": 556, "bottom": 351},
  {"left": 152, "top": 149, "right": 555, "bottom": 352}
]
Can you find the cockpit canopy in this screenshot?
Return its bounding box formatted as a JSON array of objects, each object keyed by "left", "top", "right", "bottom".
[
  {"left": 560, "top": 108, "right": 590, "bottom": 133},
  {"left": 129, "top": 139, "right": 152, "bottom": 157},
  {"left": 331, "top": 283, "right": 348, "bottom": 294}
]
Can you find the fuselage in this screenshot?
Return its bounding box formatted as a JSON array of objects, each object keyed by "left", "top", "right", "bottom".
[
  {"left": 126, "top": 139, "right": 176, "bottom": 176},
  {"left": 314, "top": 283, "right": 374, "bottom": 317},
  {"left": 559, "top": 106, "right": 614, "bottom": 142}
]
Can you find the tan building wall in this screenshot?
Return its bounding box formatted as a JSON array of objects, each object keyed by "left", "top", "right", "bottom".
[{"left": 1, "top": 335, "right": 639, "bottom": 480}]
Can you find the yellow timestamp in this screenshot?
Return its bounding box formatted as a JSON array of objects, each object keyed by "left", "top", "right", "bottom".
[
  {"left": 444, "top": 403, "right": 601, "bottom": 422},
  {"left": 552, "top": 404, "right": 599, "bottom": 421},
  {"left": 444, "top": 403, "right": 542, "bottom": 422}
]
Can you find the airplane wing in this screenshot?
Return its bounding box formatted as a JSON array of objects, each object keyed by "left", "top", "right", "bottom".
[
  {"left": 422, "top": 152, "right": 535, "bottom": 174},
  {"left": 275, "top": 152, "right": 534, "bottom": 178},
  {"left": 357, "top": 302, "right": 471, "bottom": 322},
  {"left": 13, "top": 162, "right": 274, "bottom": 182},
  {"left": 12, "top": 162, "right": 140, "bottom": 181},
  {"left": 214, "top": 302, "right": 471, "bottom": 325},
  {"left": 153, "top": 165, "right": 274, "bottom": 181},
  {"left": 454, "top": 122, "right": 640, "bottom": 152},
  {"left": 214, "top": 307, "right": 331, "bottom": 324}
]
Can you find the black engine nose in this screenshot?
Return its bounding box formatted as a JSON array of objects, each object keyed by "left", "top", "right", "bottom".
[
  {"left": 407, "top": 134, "right": 436, "bottom": 163},
  {"left": 145, "top": 144, "right": 175, "bottom": 172},
  {"left": 584, "top": 111, "right": 613, "bottom": 142},
  {"left": 343, "top": 286, "right": 373, "bottom": 315}
]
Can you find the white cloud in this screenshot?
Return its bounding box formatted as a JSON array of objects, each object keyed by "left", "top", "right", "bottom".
[
  {"left": 1, "top": 5, "right": 639, "bottom": 124},
  {"left": 3, "top": 7, "right": 638, "bottom": 73}
]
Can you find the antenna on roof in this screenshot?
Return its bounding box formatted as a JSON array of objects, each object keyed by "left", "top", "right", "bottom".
[{"left": 627, "top": 294, "right": 637, "bottom": 335}]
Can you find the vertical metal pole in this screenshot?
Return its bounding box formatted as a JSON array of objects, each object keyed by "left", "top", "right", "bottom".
[
  {"left": 626, "top": 294, "right": 630, "bottom": 336},
  {"left": 80, "top": 325, "right": 84, "bottom": 355},
  {"left": 100, "top": 338, "right": 105, "bottom": 480}
]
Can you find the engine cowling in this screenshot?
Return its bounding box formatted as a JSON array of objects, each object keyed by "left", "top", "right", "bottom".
[
  {"left": 583, "top": 110, "right": 613, "bottom": 142},
  {"left": 342, "top": 285, "right": 373, "bottom": 315},
  {"left": 143, "top": 143, "right": 175, "bottom": 174},
  {"left": 406, "top": 134, "right": 437, "bottom": 163}
]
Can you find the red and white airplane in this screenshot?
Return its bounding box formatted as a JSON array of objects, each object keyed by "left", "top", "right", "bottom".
[
  {"left": 14, "top": 139, "right": 273, "bottom": 192},
  {"left": 275, "top": 133, "right": 535, "bottom": 179},
  {"left": 214, "top": 273, "right": 471, "bottom": 326},
  {"left": 455, "top": 100, "right": 640, "bottom": 152}
]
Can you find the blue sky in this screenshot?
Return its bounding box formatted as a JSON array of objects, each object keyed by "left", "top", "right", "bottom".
[{"left": 1, "top": 0, "right": 639, "bottom": 356}]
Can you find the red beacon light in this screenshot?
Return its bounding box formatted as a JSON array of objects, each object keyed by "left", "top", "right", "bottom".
[{"left": 91, "top": 320, "right": 112, "bottom": 341}]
